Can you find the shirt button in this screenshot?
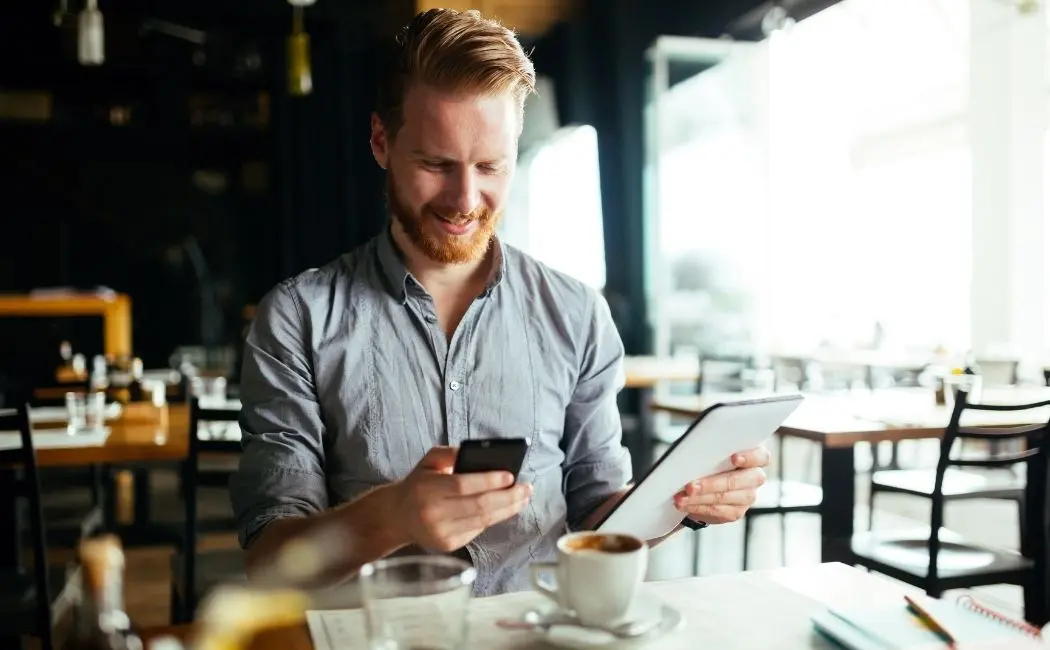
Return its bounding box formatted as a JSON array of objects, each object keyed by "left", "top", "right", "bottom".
[
  {"left": 449, "top": 380, "right": 461, "bottom": 391},
  {"left": 425, "top": 313, "right": 437, "bottom": 323}
]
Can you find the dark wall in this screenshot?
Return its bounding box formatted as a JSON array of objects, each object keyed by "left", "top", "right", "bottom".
[{"left": 0, "top": 2, "right": 403, "bottom": 369}]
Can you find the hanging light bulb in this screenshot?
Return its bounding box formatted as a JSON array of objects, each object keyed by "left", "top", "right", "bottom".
[
  {"left": 78, "top": 0, "right": 105, "bottom": 65},
  {"left": 761, "top": 3, "right": 796, "bottom": 37},
  {"left": 287, "top": 4, "right": 313, "bottom": 96}
]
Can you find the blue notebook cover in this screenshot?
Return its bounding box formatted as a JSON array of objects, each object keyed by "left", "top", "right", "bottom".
[{"left": 811, "top": 594, "right": 1044, "bottom": 650}]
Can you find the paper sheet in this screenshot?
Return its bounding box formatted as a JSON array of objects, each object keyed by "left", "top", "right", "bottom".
[
  {"left": 305, "top": 575, "right": 840, "bottom": 650},
  {"left": 0, "top": 426, "right": 111, "bottom": 451},
  {"left": 29, "top": 403, "right": 122, "bottom": 424}
]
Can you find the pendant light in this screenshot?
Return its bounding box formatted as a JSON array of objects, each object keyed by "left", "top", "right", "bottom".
[
  {"left": 78, "top": 0, "right": 105, "bottom": 65},
  {"left": 287, "top": 0, "right": 315, "bottom": 96}
]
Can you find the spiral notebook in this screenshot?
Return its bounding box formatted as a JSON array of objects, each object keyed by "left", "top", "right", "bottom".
[{"left": 812, "top": 593, "right": 1045, "bottom": 649}]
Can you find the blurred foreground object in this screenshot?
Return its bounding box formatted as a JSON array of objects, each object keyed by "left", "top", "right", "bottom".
[{"left": 66, "top": 535, "right": 142, "bottom": 650}]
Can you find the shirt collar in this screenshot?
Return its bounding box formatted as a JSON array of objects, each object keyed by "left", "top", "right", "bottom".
[{"left": 375, "top": 226, "right": 507, "bottom": 303}]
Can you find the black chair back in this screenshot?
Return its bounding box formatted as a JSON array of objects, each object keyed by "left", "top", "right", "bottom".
[
  {"left": 0, "top": 403, "right": 53, "bottom": 650},
  {"left": 928, "top": 390, "right": 1050, "bottom": 586},
  {"left": 181, "top": 397, "right": 241, "bottom": 619}
]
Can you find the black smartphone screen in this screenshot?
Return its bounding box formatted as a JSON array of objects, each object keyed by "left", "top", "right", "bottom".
[{"left": 453, "top": 438, "right": 529, "bottom": 479}]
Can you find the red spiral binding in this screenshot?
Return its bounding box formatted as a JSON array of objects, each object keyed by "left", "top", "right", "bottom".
[{"left": 956, "top": 594, "right": 1044, "bottom": 639}]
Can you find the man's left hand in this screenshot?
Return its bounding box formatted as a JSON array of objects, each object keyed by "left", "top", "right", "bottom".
[{"left": 672, "top": 445, "right": 771, "bottom": 525}]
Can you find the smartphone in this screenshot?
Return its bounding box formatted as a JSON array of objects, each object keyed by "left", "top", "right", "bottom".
[{"left": 453, "top": 438, "right": 529, "bottom": 480}]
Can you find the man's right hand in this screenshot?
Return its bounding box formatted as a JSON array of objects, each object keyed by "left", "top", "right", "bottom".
[{"left": 391, "top": 446, "right": 533, "bottom": 553}]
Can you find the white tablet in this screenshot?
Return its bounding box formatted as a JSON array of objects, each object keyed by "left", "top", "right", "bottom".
[{"left": 595, "top": 394, "right": 805, "bottom": 541}]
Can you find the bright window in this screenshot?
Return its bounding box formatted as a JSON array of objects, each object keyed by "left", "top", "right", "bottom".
[
  {"left": 648, "top": 0, "right": 975, "bottom": 356},
  {"left": 503, "top": 125, "right": 607, "bottom": 290}
]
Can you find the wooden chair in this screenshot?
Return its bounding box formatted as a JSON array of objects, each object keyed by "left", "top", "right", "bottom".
[
  {"left": 851, "top": 390, "right": 1050, "bottom": 624},
  {"left": 170, "top": 397, "right": 246, "bottom": 623},
  {"left": 0, "top": 403, "right": 77, "bottom": 650}
]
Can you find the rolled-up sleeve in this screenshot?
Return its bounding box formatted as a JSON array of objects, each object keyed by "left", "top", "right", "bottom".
[
  {"left": 561, "top": 292, "right": 633, "bottom": 530},
  {"left": 230, "top": 282, "right": 329, "bottom": 549}
]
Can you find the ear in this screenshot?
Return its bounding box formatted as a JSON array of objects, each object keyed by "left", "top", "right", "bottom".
[{"left": 370, "top": 113, "right": 389, "bottom": 170}]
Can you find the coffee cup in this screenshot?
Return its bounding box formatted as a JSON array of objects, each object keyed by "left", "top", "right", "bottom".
[{"left": 529, "top": 531, "right": 648, "bottom": 628}]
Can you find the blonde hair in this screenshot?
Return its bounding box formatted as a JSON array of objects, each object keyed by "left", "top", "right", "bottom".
[{"left": 376, "top": 8, "right": 537, "bottom": 138}]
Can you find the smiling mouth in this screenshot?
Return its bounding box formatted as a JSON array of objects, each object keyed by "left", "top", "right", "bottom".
[
  {"left": 435, "top": 214, "right": 471, "bottom": 226},
  {"left": 432, "top": 213, "right": 478, "bottom": 236}
]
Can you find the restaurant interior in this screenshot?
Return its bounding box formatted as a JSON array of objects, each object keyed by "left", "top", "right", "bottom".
[{"left": 3, "top": 0, "right": 1050, "bottom": 648}]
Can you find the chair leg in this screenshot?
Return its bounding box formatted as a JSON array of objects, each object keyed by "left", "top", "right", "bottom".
[
  {"left": 779, "top": 513, "right": 788, "bottom": 567},
  {"left": 742, "top": 515, "right": 753, "bottom": 571},
  {"left": 867, "top": 484, "right": 877, "bottom": 531},
  {"left": 170, "top": 583, "right": 182, "bottom": 625},
  {"left": 888, "top": 441, "right": 900, "bottom": 469},
  {"left": 691, "top": 529, "right": 702, "bottom": 577},
  {"left": 1017, "top": 496, "right": 1028, "bottom": 557},
  {"left": 90, "top": 464, "right": 102, "bottom": 506}
]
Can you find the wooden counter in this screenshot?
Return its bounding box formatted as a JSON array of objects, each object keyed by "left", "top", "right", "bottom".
[{"left": 0, "top": 292, "right": 132, "bottom": 359}]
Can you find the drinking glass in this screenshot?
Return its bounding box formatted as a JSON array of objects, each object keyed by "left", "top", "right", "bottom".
[
  {"left": 86, "top": 391, "right": 106, "bottom": 430},
  {"left": 65, "top": 392, "right": 86, "bottom": 434},
  {"left": 359, "top": 556, "right": 476, "bottom": 650}
]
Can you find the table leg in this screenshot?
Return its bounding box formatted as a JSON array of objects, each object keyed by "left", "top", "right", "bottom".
[
  {"left": 820, "top": 445, "right": 856, "bottom": 564},
  {"left": 112, "top": 465, "right": 181, "bottom": 547},
  {"left": 1023, "top": 432, "right": 1048, "bottom": 625}
]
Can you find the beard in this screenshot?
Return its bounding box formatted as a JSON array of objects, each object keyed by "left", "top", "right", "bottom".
[{"left": 386, "top": 169, "right": 500, "bottom": 265}]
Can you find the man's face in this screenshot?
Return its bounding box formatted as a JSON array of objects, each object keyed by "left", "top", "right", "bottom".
[{"left": 371, "top": 83, "right": 519, "bottom": 265}]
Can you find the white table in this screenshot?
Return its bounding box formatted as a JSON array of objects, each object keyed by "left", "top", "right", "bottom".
[{"left": 304, "top": 563, "right": 917, "bottom": 650}]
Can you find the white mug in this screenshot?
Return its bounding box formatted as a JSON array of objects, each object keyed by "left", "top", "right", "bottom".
[{"left": 529, "top": 531, "right": 648, "bottom": 628}]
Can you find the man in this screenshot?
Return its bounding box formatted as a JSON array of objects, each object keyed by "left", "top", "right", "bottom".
[{"left": 231, "top": 8, "right": 770, "bottom": 596}]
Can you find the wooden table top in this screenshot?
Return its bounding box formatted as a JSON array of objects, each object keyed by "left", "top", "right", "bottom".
[
  {"left": 623, "top": 355, "right": 700, "bottom": 388},
  {"left": 138, "top": 562, "right": 919, "bottom": 650},
  {"left": 21, "top": 403, "right": 191, "bottom": 467},
  {"left": 651, "top": 387, "right": 1050, "bottom": 448}
]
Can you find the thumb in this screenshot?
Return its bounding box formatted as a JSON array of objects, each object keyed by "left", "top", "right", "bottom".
[{"left": 418, "top": 446, "right": 459, "bottom": 473}]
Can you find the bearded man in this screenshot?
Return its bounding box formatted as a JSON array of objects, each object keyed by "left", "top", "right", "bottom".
[{"left": 231, "top": 7, "right": 770, "bottom": 596}]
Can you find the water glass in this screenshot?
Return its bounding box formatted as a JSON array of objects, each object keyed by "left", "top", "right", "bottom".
[
  {"left": 65, "top": 392, "right": 86, "bottom": 434},
  {"left": 86, "top": 391, "right": 106, "bottom": 430},
  {"left": 360, "top": 556, "right": 476, "bottom": 650}
]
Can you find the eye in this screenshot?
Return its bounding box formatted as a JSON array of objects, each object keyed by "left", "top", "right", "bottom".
[
  {"left": 477, "top": 163, "right": 502, "bottom": 175},
  {"left": 421, "top": 159, "right": 448, "bottom": 171}
]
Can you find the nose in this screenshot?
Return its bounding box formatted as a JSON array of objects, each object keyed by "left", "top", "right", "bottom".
[{"left": 445, "top": 167, "right": 481, "bottom": 216}]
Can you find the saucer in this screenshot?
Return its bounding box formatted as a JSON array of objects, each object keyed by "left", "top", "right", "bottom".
[{"left": 512, "top": 594, "right": 683, "bottom": 649}]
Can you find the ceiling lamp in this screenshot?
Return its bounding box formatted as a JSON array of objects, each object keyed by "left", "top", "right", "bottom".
[
  {"left": 761, "top": 2, "right": 796, "bottom": 37},
  {"left": 287, "top": 0, "right": 315, "bottom": 96},
  {"left": 78, "top": 0, "right": 104, "bottom": 65}
]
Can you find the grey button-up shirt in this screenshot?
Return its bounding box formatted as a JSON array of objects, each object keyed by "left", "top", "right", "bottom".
[{"left": 230, "top": 229, "right": 632, "bottom": 596}]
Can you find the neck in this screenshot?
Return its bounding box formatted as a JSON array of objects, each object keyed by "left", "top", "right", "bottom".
[{"left": 389, "top": 219, "right": 493, "bottom": 296}]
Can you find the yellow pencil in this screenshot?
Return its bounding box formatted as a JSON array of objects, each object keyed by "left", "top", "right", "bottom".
[{"left": 905, "top": 594, "right": 958, "bottom": 648}]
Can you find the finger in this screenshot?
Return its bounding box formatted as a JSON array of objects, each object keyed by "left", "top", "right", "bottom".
[
  {"left": 679, "top": 504, "right": 746, "bottom": 524},
  {"left": 418, "top": 446, "right": 460, "bottom": 472},
  {"left": 685, "top": 467, "right": 766, "bottom": 496},
  {"left": 731, "top": 445, "right": 771, "bottom": 469},
  {"left": 447, "top": 483, "right": 533, "bottom": 528},
  {"left": 674, "top": 488, "right": 757, "bottom": 508},
  {"left": 442, "top": 470, "right": 516, "bottom": 496}
]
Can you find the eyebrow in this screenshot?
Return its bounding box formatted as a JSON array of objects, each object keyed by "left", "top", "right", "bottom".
[
  {"left": 410, "top": 149, "right": 453, "bottom": 161},
  {"left": 411, "top": 150, "right": 505, "bottom": 165}
]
